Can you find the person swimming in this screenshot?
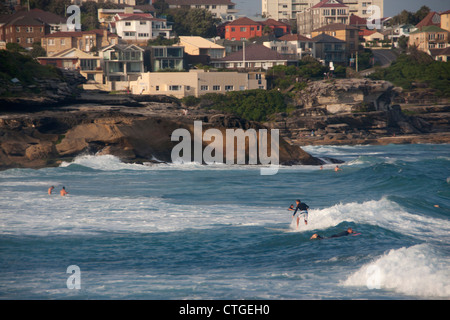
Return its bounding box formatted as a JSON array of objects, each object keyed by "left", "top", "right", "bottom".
[
  {"left": 310, "top": 227, "right": 356, "bottom": 240},
  {"left": 48, "top": 186, "right": 55, "bottom": 195},
  {"left": 288, "top": 199, "right": 309, "bottom": 228},
  {"left": 60, "top": 186, "right": 68, "bottom": 196}
]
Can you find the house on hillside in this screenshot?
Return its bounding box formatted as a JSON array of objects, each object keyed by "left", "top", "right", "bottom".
[
  {"left": 42, "top": 29, "right": 119, "bottom": 56},
  {"left": 408, "top": 25, "right": 449, "bottom": 53},
  {"left": 111, "top": 12, "right": 172, "bottom": 44},
  {"left": 177, "top": 36, "right": 226, "bottom": 59},
  {"left": 101, "top": 44, "right": 145, "bottom": 90},
  {"left": 210, "top": 43, "right": 296, "bottom": 70},
  {"left": 130, "top": 69, "right": 266, "bottom": 98},
  {"left": 312, "top": 33, "right": 346, "bottom": 65},
  {"left": 277, "top": 33, "right": 316, "bottom": 59},
  {"left": 164, "top": 0, "right": 239, "bottom": 21},
  {"left": 0, "top": 8, "right": 67, "bottom": 49},
  {"left": 37, "top": 48, "right": 103, "bottom": 89},
  {"left": 297, "top": 0, "right": 350, "bottom": 36},
  {"left": 311, "top": 23, "right": 359, "bottom": 56}
]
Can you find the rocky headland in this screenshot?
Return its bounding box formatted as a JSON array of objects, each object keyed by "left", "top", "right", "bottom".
[
  {"left": 264, "top": 78, "right": 450, "bottom": 146},
  {"left": 0, "top": 77, "right": 448, "bottom": 170}
]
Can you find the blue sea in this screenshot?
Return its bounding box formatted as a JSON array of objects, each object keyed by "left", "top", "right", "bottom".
[{"left": 0, "top": 144, "right": 449, "bottom": 300}]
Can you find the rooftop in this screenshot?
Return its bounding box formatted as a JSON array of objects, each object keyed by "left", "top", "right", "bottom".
[
  {"left": 213, "top": 43, "right": 292, "bottom": 61},
  {"left": 178, "top": 36, "right": 225, "bottom": 49},
  {"left": 312, "top": 33, "right": 345, "bottom": 43},
  {"left": 312, "top": 0, "right": 347, "bottom": 9}
]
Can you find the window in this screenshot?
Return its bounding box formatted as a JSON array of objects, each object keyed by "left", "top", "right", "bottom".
[
  {"left": 155, "top": 86, "right": 159, "bottom": 91},
  {"left": 26, "top": 27, "right": 33, "bottom": 33},
  {"left": 169, "top": 85, "right": 181, "bottom": 91},
  {"left": 231, "top": 27, "right": 235, "bottom": 32},
  {"left": 15, "top": 27, "right": 20, "bottom": 32},
  {"left": 48, "top": 39, "right": 55, "bottom": 45},
  {"left": 61, "top": 39, "right": 65, "bottom": 45},
  {"left": 213, "top": 85, "right": 220, "bottom": 91},
  {"left": 16, "top": 37, "right": 20, "bottom": 43},
  {"left": 201, "top": 85, "right": 209, "bottom": 91},
  {"left": 26, "top": 38, "right": 33, "bottom": 44},
  {"left": 240, "top": 27, "right": 246, "bottom": 32},
  {"left": 87, "top": 74, "right": 95, "bottom": 81},
  {"left": 125, "top": 22, "right": 131, "bottom": 26},
  {"left": 140, "top": 21, "right": 147, "bottom": 25},
  {"left": 225, "top": 85, "right": 234, "bottom": 91},
  {"left": 154, "top": 48, "right": 164, "bottom": 57}
]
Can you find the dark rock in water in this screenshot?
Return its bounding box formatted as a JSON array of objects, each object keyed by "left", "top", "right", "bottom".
[{"left": 0, "top": 104, "right": 325, "bottom": 170}]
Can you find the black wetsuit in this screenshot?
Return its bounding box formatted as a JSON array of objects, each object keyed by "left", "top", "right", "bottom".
[
  {"left": 330, "top": 230, "right": 351, "bottom": 238},
  {"left": 292, "top": 202, "right": 309, "bottom": 217}
]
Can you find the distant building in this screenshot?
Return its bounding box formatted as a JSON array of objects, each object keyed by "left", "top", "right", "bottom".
[
  {"left": 0, "top": 8, "right": 66, "bottom": 49},
  {"left": 42, "top": 29, "right": 119, "bottom": 56},
  {"left": 312, "top": 32, "right": 346, "bottom": 64},
  {"left": 297, "top": 0, "right": 349, "bottom": 36},
  {"left": 37, "top": 48, "right": 102, "bottom": 89},
  {"left": 145, "top": 46, "right": 185, "bottom": 71},
  {"left": 223, "top": 17, "right": 291, "bottom": 41},
  {"left": 429, "top": 47, "right": 450, "bottom": 62},
  {"left": 177, "top": 36, "right": 226, "bottom": 59},
  {"left": 408, "top": 25, "right": 449, "bottom": 53},
  {"left": 130, "top": 69, "right": 266, "bottom": 98},
  {"left": 210, "top": 43, "right": 296, "bottom": 70},
  {"left": 101, "top": 44, "right": 145, "bottom": 90},
  {"left": 311, "top": 23, "right": 359, "bottom": 55},
  {"left": 263, "top": 0, "right": 384, "bottom": 21},
  {"left": 111, "top": 12, "right": 172, "bottom": 44},
  {"left": 98, "top": 6, "right": 156, "bottom": 28},
  {"left": 72, "top": 0, "right": 136, "bottom": 5},
  {"left": 277, "top": 33, "right": 316, "bottom": 58},
  {"left": 164, "top": 0, "right": 239, "bottom": 21},
  {"left": 441, "top": 10, "right": 450, "bottom": 33}
]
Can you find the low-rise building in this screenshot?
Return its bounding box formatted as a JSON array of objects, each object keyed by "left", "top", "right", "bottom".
[
  {"left": 312, "top": 32, "right": 346, "bottom": 65},
  {"left": 164, "top": 0, "right": 239, "bottom": 21},
  {"left": 297, "top": 0, "right": 350, "bottom": 36},
  {"left": 130, "top": 69, "right": 266, "bottom": 98},
  {"left": 111, "top": 12, "right": 172, "bottom": 44},
  {"left": 223, "top": 17, "right": 291, "bottom": 41},
  {"left": 210, "top": 43, "right": 296, "bottom": 70},
  {"left": 311, "top": 23, "right": 359, "bottom": 55},
  {"left": 42, "top": 29, "right": 119, "bottom": 56},
  {"left": 277, "top": 33, "right": 316, "bottom": 58},
  {"left": 177, "top": 36, "right": 226, "bottom": 59},
  {"left": 101, "top": 44, "right": 145, "bottom": 90},
  {"left": 0, "top": 8, "right": 67, "bottom": 49},
  {"left": 145, "top": 46, "right": 185, "bottom": 71},
  {"left": 408, "top": 25, "right": 449, "bottom": 53},
  {"left": 37, "top": 48, "right": 102, "bottom": 89}
]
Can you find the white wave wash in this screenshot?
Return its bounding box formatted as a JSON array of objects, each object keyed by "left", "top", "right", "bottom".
[
  {"left": 342, "top": 244, "right": 450, "bottom": 298},
  {"left": 289, "top": 197, "right": 450, "bottom": 242}
]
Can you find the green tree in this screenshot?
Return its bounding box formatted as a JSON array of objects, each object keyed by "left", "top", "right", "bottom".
[
  {"left": 30, "top": 42, "right": 47, "bottom": 58},
  {"left": 167, "top": 8, "right": 219, "bottom": 38}
]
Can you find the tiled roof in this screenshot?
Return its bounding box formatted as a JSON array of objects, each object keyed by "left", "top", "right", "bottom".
[
  {"left": 312, "top": 33, "right": 345, "bottom": 43},
  {"left": 278, "top": 34, "right": 313, "bottom": 42},
  {"left": 214, "top": 44, "right": 290, "bottom": 61},
  {"left": 415, "top": 11, "right": 441, "bottom": 28},
  {"left": 227, "top": 17, "right": 262, "bottom": 26},
  {"left": 312, "top": 0, "right": 347, "bottom": 9}
]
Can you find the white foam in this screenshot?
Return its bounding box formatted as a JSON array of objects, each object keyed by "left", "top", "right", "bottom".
[
  {"left": 342, "top": 244, "right": 450, "bottom": 298},
  {"left": 289, "top": 197, "right": 450, "bottom": 241}
]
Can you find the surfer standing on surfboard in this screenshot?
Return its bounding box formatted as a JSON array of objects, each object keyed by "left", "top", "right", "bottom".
[{"left": 288, "top": 199, "right": 309, "bottom": 229}]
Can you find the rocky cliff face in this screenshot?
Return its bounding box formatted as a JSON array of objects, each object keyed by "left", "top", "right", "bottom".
[
  {"left": 265, "top": 79, "right": 449, "bottom": 145},
  {"left": 0, "top": 104, "right": 323, "bottom": 170}
]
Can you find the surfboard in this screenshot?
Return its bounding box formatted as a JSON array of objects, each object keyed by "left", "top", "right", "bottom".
[
  {"left": 352, "top": 233, "right": 362, "bottom": 236},
  {"left": 264, "top": 227, "right": 294, "bottom": 233}
]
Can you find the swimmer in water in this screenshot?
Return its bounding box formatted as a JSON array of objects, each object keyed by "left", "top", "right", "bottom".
[
  {"left": 48, "top": 186, "right": 55, "bottom": 195},
  {"left": 310, "top": 227, "right": 356, "bottom": 240},
  {"left": 60, "top": 186, "right": 68, "bottom": 196}
]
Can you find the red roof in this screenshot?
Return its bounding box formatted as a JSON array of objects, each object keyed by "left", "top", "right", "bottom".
[
  {"left": 278, "top": 34, "right": 313, "bottom": 42},
  {"left": 416, "top": 11, "right": 441, "bottom": 28},
  {"left": 359, "top": 29, "right": 376, "bottom": 36},
  {"left": 227, "top": 17, "right": 262, "bottom": 26},
  {"left": 312, "top": 0, "right": 347, "bottom": 9},
  {"left": 349, "top": 14, "right": 367, "bottom": 26}
]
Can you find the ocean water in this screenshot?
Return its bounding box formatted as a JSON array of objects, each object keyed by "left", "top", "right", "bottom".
[{"left": 0, "top": 144, "right": 449, "bottom": 300}]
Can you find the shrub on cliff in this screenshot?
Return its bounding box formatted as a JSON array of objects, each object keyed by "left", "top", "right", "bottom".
[
  {"left": 369, "top": 48, "right": 450, "bottom": 97},
  {"left": 0, "top": 50, "right": 62, "bottom": 95},
  {"left": 182, "top": 90, "right": 291, "bottom": 122}
]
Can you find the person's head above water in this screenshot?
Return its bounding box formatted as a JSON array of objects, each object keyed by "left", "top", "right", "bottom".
[{"left": 296, "top": 199, "right": 300, "bottom": 203}]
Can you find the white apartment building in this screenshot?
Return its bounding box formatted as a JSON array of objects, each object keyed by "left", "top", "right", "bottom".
[
  {"left": 131, "top": 69, "right": 266, "bottom": 98},
  {"left": 262, "top": 0, "right": 384, "bottom": 21},
  {"left": 111, "top": 12, "right": 172, "bottom": 43},
  {"left": 164, "top": 0, "right": 239, "bottom": 21}
]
